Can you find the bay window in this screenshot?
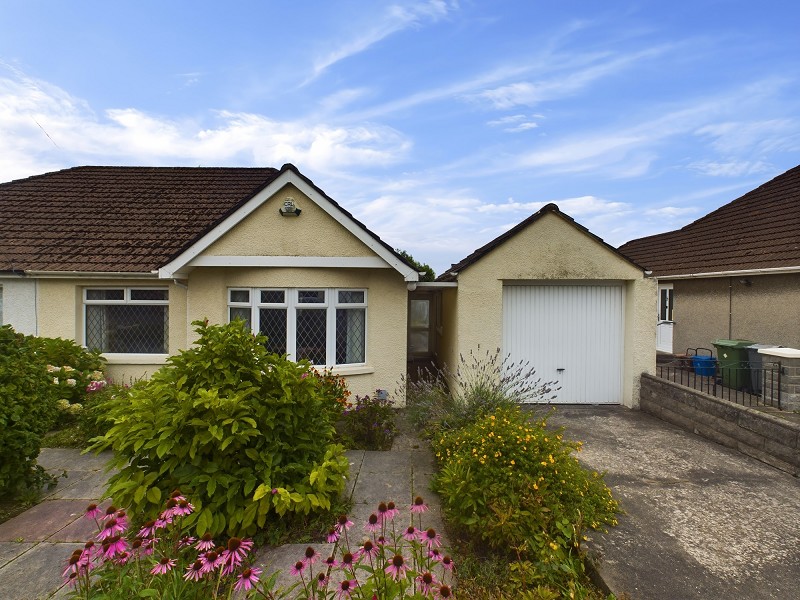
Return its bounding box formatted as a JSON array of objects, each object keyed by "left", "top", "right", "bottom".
[{"left": 228, "top": 288, "right": 366, "bottom": 366}]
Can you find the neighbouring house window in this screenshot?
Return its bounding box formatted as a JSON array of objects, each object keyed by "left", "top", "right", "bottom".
[
  {"left": 228, "top": 288, "right": 367, "bottom": 366},
  {"left": 84, "top": 288, "right": 169, "bottom": 353}
]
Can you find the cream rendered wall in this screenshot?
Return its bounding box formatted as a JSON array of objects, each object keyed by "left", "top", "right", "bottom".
[
  {"left": 188, "top": 183, "right": 408, "bottom": 401},
  {"left": 34, "top": 278, "right": 187, "bottom": 383},
  {"left": 204, "top": 183, "right": 375, "bottom": 258},
  {"left": 186, "top": 266, "right": 408, "bottom": 401},
  {"left": 446, "top": 212, "right": 655, "bottom": 407}
]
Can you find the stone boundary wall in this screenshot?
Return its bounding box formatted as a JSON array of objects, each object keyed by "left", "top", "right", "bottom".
[{"left": 640, "top": 373, "right": 800, "bottom": 476}]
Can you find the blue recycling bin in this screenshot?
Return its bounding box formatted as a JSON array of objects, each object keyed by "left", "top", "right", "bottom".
[{"left": 692, "top": 355, "right": 715, "bottom": 376}]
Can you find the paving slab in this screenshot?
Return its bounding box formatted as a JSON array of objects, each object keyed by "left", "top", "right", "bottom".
[
  {"left": 0, "top": 541, "right": 35, "bottom": 569},
  {"left": 0, "top": 500, "right": 86, "bottom": 543},
  {"left": 48, "top": 470, "right": 111, "bottom": 501},
  {"left": 546, "top": 405, "right": 800, "bottom": 600},
  {"left": 0, "top": 542, "right": 74, "bottom": 600}
]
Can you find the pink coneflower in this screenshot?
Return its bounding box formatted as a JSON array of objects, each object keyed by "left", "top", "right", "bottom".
[
  {"left": 150, "top": 557, "right": 176, "bottom": 575},
  {"left": 323, "top": 555, "right": 338, "bottom": 569},
  {"left": 385, "top": 554, "right": 409, "bottom": 581},
  {"left": 195, "top": 532, "right": 215, "bottom": 551},
  {"left": 419, "top": 528, "right": 442, "bottom": 550},
  {"left": 172, "top": 499, "right": 194, "bottom": 517},
  {"left": 436, "top": 584, "right": 454, "bottom": 598},
  {"left": 316, "top": 571, "right": 329, "bottom": 588},
  {"left": 113, "top": 550, "right": 131, "bottom": 565},
  {"left": 84, "top": 503, "right": 102, "bottom": 519},
  {"left": 65, "top": 571, "right": 80, "bottom": 588},
  {"left": 200, "top": 550, "right": 223, "bottom": 574},
  {"left": 102, "top": 534, "right": 127, "bottom": 559},
  {"left": 302, "top": 545, "right": 320, "bottom": 566},
  {"left": 402, "top": 525, "right": 418, "bottom": 542},
  {"left": 376, "top": 535, "right": 387, "bottom": 546},
  {"left": 336, "top": 515, "right": 354, "bottom": 532},
  {"left": 178, "top": 535, "right": 196, "bottom": 549},
  {"left": 63, "top": 550, "right": 83, "bottom": 578},
  {"left": 441, "top": 555, "right": 454, "bottom": 571},
  {"left": 169, "top": 489, "right": 186, "bottom": 502},
  {"left": 81, "top": 541, "right": 96, "bottom": 563},
  {"left": 385, "top": 501, "right": 400, "bottom": 520},
  {"left": 184, "top": 559, "right": 205, "bottom": 581},
  {"left": 326, "top": 527, "right": 340, "bottom": 543},
  {"left": 290, "top": 560, "right": 306, "bottom": 576},
  {"left": 336, "top": 579, "right": 359, "bottom": 599},
  {"left": 137, "top": 520, "right": 158, "bottom": 538},
  {"left": 234, "top": 567, "right": 262, "bottom": 592},
  {"left": 104, "top": 505, "right": 117, "bottom": 517},
  {"left": 97, "top": 517, "right": 125, "bottom": 541},
  {"left": 364, "top": 513, "right": 381, "bottom": 532},
  {"left": 417, "top": 571, "right": 438, "bottom": 595},
  {"left": 428, "top": 548, "right": 442, "bottom": 562},
  {"left": 411, "top": 496, "right": 428, "bottom": 514},
  {"left": 357, "top": 539, "right": 379, "bottom": 562},
  {"left": 223, "top": 537, "right": 253, "bottom": 566},
  {"left": 340, "top": 552, "right": 356, "bottom": 570},
  {"left": 377, "top": 501, "right": 391, "bottom": 523},
  {"left": 115, "top": 510, "right": 128, "bottom": 529}
]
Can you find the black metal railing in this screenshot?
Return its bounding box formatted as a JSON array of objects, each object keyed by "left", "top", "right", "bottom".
[{"left": 656, "top": 359, "right": 782, "bottom": 409}]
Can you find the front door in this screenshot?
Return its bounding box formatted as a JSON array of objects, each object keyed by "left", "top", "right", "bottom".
[{"left": 657, "top": 284, "right": 674, "bottom": 353}]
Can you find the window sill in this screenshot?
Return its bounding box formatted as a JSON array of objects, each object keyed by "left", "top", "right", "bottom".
[
  {"left": 102, "top": 354, "right": 170, "bottom": 365},
  {"left": 327, "top": 364, "right": 375, "bottom": 376}
]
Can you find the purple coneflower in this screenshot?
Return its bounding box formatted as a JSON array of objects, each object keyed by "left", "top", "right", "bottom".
[
  {"left": 222, "top": 537, "right": 253, "bottom": 566},
  {"left": 97, "top": 517, "right": 125, "bottom": 541},
  {"left": 316, "top": 572, "right": 329, "bottom": 588},
  {"left": 184, "top": 560, "right": 205, "bottom": 582},
  {"left": 137, "top": 520, "right": 158, "bottom": 538},
  {"left": 417, "top": 571, "right": 438, "bottom": 595},
  {"left": 234, "top": 567, "right": 262, "bottom": 592},
  {"left": 364, "top": 513, "right": 380, "bottom": 532},
  {"left": 340, "top": 552, "right": 356, "bottom": 570},
  {"left": 290, "top": 560, "right": 306, "bottom": 576},
  {"left": 323, "top": 555, "right": 338, "bottom": 569},
  {"left": 172, "top": 499, "right": 194, "bottom": 517},
  {"left": 357, "top": 539, "right": 379, "bottom": 562},
  {"left": 419, "top": 527, "right": 442, "bottom": 550},
  {"left": 385, "top": 501, "right": 400, "bottom": 520},
  {"left": 150, "top": 557, "right": 176, "bottom": 575},
  {"left": 326, "top": 527, "right": 340, "bottom": 543},
  {"left": 113, "top": 551, "right": 131, "bottom": 565},
  {"left": 178, "top": 535, "right": 196, "bottom": 549},
  {"left": 336, "top": 578, "right": 359, "bottom": 599},
  {"left": 84, "top": 503, "right": 102, "bottom": 519},
  {"left": 65, "top": 571, "right": 80, "bottom": 588},
  {"left": 402, "top": 525, "right": 418, "bottom": 542},
  {"left": 102, "top": 534, "right": 127, "bottom": 559},
  {"left": 195, "top": 532, "right": 215, "bottom": 551},
  {"left": 428, "top": 547, "right": 442, "bottom": 562},
  {"left": 200, "top": 550, "right": 222, "bottom": 574},
  {"left": 411, "top": 496, "right": 428, "bottom": 514},
  {"left": 376, "top": 535, "right": 387, "bottom": 546},
  {"left": 62, "top": 550, "right": 83, "bottom": 578},
  {"left": 441, "top": 555, "right": 454, "bottom": 571},
  {"left": 377, "top": 501, "right": 391, "bottom": 523},
  {"left": 385, "top": 554, "right": 409, "bottom": 581},
  {"left": 302, "top": 545, "right": 320, "bottom": 566},
  {"left": 335, "top": 514, "right": 354, "bottom": 532},
  {"left": 436, "top": 584, "right": 454, "bottom": 598}
]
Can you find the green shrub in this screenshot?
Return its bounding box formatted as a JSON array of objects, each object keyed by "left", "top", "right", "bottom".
[
  {"left": 432, "top": 406, "right": 619, "bottom": 592},
  {"left": 337, "top": 393, "right": 397, "bottom": 450},
  {"left": 90, "top": 319, "right": 349, "bottom": 537},
  {"left": 0, "top": 325, "right": 61, "bottom": 496},
  {"left": 30, "top": 335, "right": 106, "bottom": 405},
  {"left": 400, "top": 347, "right": 558, "bottom": 436}
]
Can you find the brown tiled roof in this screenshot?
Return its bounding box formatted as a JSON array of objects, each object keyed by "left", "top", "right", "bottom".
[
  {"left": 0, "top": 164, "right": 415, "bottom": 275},
  {"left": 437, "top": 203, "right": 644, "bottom": 282},
  {"left": 618, "top": 165, "right": 800, "bottom": 277}
]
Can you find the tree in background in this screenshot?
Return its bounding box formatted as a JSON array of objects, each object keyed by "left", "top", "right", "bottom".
[{"left": 396, "top": 249, "right": 436, "bottom": 282}]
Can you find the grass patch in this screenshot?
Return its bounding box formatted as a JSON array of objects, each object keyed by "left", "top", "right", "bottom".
[{"left": 43, "top": 423, "right": 88, "bottom": 448}]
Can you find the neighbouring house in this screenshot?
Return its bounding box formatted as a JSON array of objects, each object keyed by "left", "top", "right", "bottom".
[
  {"left": 1, "top": 166, "right": 655, "bottom": 407},
  {"left": 618, "top": 164, "right": 800, "bottom": 355}
]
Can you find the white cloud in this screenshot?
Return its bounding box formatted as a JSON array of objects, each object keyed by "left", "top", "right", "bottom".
[
  {"left": 0, "top": 70, "right": 411, "bottom": 182},
  {"left": 688, "top": 159, "right": 772, "bottom": 177},
  {"left": 308, "top": 1, "right": 457, "bottom": 82}
]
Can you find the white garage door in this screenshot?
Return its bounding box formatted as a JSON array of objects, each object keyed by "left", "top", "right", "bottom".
[{"left": 502, "top": 284, "right": 624, "bottom": 404}]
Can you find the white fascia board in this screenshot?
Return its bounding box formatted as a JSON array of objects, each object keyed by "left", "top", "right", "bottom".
[
  {"left": 158, "top": 169, "right": 418, "bottom": 281},
  {"left": 414, "top": 281, "right": 458, "bottom": 288},
  {"left": 656, "top": 265, "right": 800, "bottom": 280},
  {"left": 187, "top": 256, "right": 390, "bottom": 269}
]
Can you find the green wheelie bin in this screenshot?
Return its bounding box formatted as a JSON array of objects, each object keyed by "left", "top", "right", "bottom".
[{"left": 712, "top": 339, "right": 754, "bottom": 390}]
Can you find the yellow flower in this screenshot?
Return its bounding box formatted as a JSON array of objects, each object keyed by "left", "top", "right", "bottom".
[{"left": 510, "top": 460, "right": 515, "bottom": 465}]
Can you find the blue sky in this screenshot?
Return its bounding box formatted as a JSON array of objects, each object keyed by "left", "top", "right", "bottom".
[{"left": 1, "top": 1, "right": 798, "bottom": 274}]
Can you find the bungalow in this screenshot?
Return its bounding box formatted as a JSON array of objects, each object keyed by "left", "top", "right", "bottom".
[
  {"left": 1, "top": 165, "right": 655, "bottom": 406},
  {"left": 618, "top": 164, "right": 800, "bottom": 355}
]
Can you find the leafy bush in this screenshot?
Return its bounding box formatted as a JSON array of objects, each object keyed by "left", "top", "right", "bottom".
[
  {"left": 337, "top": 392, "right": 397, "bottom": 450},
  {"left": 432, "top": 406, "right": 619, "bottom": 593},
  {"left": 30, "top": 335, "right": 106, "bottom": 405},
  {"left": 90, "top": 319, "right": 349, "bottom": 538},
  {"left": 400, "top": 347, "right": 558, "bottom": 436},
  {"left": 0, "top": 325, "right": 61, "bottom": 496}
]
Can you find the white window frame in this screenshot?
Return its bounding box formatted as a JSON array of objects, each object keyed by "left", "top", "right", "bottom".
[
  {"left": 228, "top": 287, "right": 367, "bottom": 367},
  {"left": 83, "top": 287, "right": 170, "bottom": 357}
]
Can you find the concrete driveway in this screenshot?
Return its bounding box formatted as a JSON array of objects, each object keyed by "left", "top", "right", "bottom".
[{"left": 546, "top": 406, "right": 800, "bottom": 600}]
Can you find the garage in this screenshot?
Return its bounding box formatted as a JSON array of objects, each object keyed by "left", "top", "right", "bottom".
[
  {"left": 434, "top": 203, "right": 654, "bottom": 409},
  {"left": 502, "top": 283, "right": 624, "bottom": 404}
]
